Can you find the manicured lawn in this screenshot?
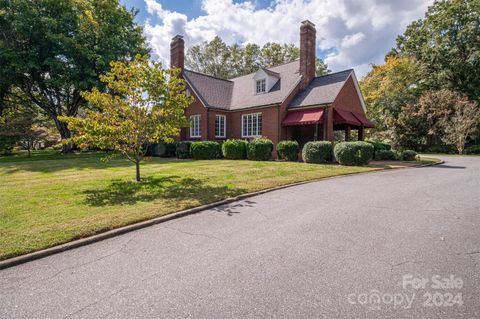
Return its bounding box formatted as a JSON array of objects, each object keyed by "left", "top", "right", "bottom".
[{"left": 0, "top": 151, "right": 389, "bottom": 260}]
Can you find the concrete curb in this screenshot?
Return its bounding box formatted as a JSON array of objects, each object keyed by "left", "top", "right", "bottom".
[{"left": 0, "top": 159, "right": 443, "bottom": 270}]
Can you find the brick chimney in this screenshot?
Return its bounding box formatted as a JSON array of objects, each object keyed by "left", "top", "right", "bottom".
[
  {"left": 299, "top": 20, "right": 316, "bottom": 90},
  {"left": 170, "top": 35, "right": 184, "bottom": 71}
]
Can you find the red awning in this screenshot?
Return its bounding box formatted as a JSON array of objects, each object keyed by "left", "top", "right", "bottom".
[
  {"left": 352, "top": 112, "right": 375, "bottom": 128},
  {"left": 282, "top": 108, "right": 324, "bottom": 126},
  {"left": 333, "top": 108, "right": 362, "bottom": 126}
]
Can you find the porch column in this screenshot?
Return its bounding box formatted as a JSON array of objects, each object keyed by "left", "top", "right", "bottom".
[
  {"left": 323, "top": 107, "right": 334, "bottom": 142},
  {"left": 358, "top": 126, "right": 365, "bottom": 141},
  {"left": 345, "top": 125, "right": 351, "bottom": 141}
]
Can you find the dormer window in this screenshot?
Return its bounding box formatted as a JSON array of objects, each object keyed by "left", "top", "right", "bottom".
[{"left": 256, "top": 79, "right": 266, "bottom": 94}]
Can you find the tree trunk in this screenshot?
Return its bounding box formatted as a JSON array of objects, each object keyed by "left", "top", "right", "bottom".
[
  {"left": 54, "top": 119, "right": 73, "bottom": 153},
  {"left": 135, "top": 160, "right": 141, "bottom": 182}
]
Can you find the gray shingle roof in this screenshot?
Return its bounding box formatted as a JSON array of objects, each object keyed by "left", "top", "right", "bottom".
[
  {"left": 183, "top": 62, "right": 353, "bottom": 111},
  {"left": 183, "top": 70, "right": 233, "bottom": 110},
  {"left": 183, "top": 60, "right": 301, "bottom": 111},
  {"left": 288, "top": 69, "right": 353, "bottom": 108}
]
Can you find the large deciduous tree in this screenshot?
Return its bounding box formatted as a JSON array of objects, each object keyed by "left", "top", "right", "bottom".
[
  {"left": 417, "top": 89, "right": 480, "bottom": 154},
  {"left": 360, "top": 56, "right": 428, "bottom": 148},
  {"left": 60, "top": 56, "right": 193, "bottom": 182},
  {"left": 185, "top": 37, "right": 329, "bottom": 78},
  {"left": 394, "top": 0, "right": 480, "bottom": 101},
  {"left": 0, "top": 0, "right": 148, "bottom": 152}
]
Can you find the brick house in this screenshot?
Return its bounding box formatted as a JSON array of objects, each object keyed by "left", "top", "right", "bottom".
[{"left": 171, "top": 20, "right": 373, "bottom": 151}]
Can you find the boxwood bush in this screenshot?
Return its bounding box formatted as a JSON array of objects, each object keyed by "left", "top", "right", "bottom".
[
  {"left": 155, "top": 141, "right": 176, "bottom": 157},
  {"left": 334, "top": 141, "right": 374, "bottom": 166},
  {"left": 302, "top": 141, "right": 333, "bottom": 163},
  {"left": 366, "top": 140, "right": 391, "bottom": 151},
  {"left": 176, "top": 141, "right": 192, "bottom": 159},
  {"left": 191, "top": 141, "right": 220, "bottom": 160},
  {"left": 222, "top": 139, "right": 248, "bottom": 159},
  {"left": 246, "top": 138, "right": 273, "bottom": 161},
  {"left": 277, "top": 140, "right": 299, "bottom": 161},
  {"left": 374, "top": 149, "right": 397, "bottom": 161},
  {"left": 401, "top": 150, "right": 418, "bottom": 161}
]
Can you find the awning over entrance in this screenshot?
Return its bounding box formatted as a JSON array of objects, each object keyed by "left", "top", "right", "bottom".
[
  {"left": 352, "top": 112, "right": 375, "bottom": 128},
  {"left": 282, "top": 108, "right": 324, "bottom": 126},
  {"left": 333, "top": 108, "right": 362, "bottom": 126},
  {"left": 333, "top": 108, "right": 375, "bottom": 128}
]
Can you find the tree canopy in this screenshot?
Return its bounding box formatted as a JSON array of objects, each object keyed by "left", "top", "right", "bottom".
[
  {"left": 60, "top": 56, "right": 193, "bottom": 182},
  {"left": 394, "top": 0, "right": 480, "bottom": 101},
  {"left": 185, "top": 36, "right": 329, "bottom": 78},
  {"left": 0, "top": 0, "right": 148, "bottom": 151}
]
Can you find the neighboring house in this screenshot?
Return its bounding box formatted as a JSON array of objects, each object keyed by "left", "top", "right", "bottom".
[{"left": 171, "top": 20, "right": 374, "bottom": 151}]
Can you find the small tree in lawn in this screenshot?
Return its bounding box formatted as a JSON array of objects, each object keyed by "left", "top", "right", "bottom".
[
  {"left": 417, "top": 90, "right": 480, "bottom": 154},
  {"left": 60, "top": 56, "right": 192, "bottom": 182}
]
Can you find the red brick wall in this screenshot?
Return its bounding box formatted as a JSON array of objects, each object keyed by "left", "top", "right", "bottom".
[
  {"left": 207, "top": 110, "right": 228, "bottom": 141},
  {"left": 332, "top": 76, "right": 365, "bottom": 115},
  {"left": 228, "top": 106, "right": 280, "bottom": 143},
  {"left": 182, "top": 98, "right": 208, "bottom": 140}
]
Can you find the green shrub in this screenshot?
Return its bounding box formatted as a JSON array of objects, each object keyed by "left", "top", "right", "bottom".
[
  {"left": 176, "top": 141, "right": 192, "bottom": 159},
  {"left": 222, "top": 139, "right": 248, "bottom": 159},
  {"left": 147, "top": 141, "right": 176, "bottom": 157},
  {"left": 190, "top": 141, "right": 220, "bottom": 160},
  {"left": 157, "top": 141, "right": 176, "bottom": 157},
  {"left": 277, "top": 140, "right": 299, "bottom": 161},
  {"left": 465, "top": 145, "right": 480, "bottom": 154},
  {"left": 302, "top": 141, "right": 333, "bottom": 163},
  {"left": 375, "top": 149, "right": 397, "bottom": 161},
  {"left": 334, "top": 141, "right": 374, "bottom": 166},
  {"left": 401, "top": 150, "right": 418, "bottom": 161},
  {"left": 428, "top": 144, "right": 456, "bottom": 154},
  {"left": 366, "top": 140, "right": 391, "bottom": 151},
  {"left": 246, "top": 138, "right": 273, "bottom": 161}
]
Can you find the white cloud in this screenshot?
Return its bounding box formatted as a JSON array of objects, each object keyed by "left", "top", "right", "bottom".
[{"left": 144, "top": 0, "right": 433, "bottom": 77}]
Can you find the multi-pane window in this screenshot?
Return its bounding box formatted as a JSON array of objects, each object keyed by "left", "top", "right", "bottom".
[
  {"left": 256, "top": 79, "right": 266, "bottom": 94},
  {"left": 190, "top": 115, "right": 201, "bottom": 138},
  {"left": 242, "top": 113, "right": 262, "bottom": 137},
  {"left": 215, "top": 115, "right": 226, "bottom": 138}
]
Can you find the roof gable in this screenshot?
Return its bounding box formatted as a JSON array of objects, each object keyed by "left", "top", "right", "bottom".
[{"left": 288, "top": 70, "right": 353, "bottom": 108}]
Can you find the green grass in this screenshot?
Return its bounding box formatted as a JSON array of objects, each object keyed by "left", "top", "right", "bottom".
[{"left": 0, "top": 151, "right": 381, "bottom": 260}]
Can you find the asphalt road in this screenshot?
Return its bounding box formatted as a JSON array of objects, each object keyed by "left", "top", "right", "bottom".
[{"left": 1, "top": 156, "right": 479, "bottom": 319}]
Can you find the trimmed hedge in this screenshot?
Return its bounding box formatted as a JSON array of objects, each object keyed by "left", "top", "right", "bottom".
[
  {"left": 401, "top": 150, "right": 417, "bottom": 161},
  {"left": 246, "top": 138, "right": 273, "bottom": 161},
  {"left": 302, "top": 141, "right": 333, "bottom": 163},
  {"left": 277, "top": 140, "right": 299, "bottom": 161},
  {"left": 176, "top": 141, "right": 192, "bottom": 159},
  {"left": 150, "top": 141, "right": 176, "bottom": 157},
  {"left": 191, "top": 141, "right": 220, "bottom": 160},
  {"left": 375, "top": 149, "right": 397, "bottom": 161},
  {"left": 222, "top": 139, "right": 248, "bottom": 159},
  {"left": 428, "top": 144, "right": 456, "bottom": 154},
  {"left": 466, "top": 145, "right": 480, "bottom": 154},
  {"left": 366, "top": 140, "right": 391, "bottom": 151},
  {"left": 334, "top": 141, "right": 374, "bottom": 166}
]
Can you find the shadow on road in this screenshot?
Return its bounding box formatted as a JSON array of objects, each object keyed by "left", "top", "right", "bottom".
[
  {"left": 433, "top": 164, "right": 466, "bottom": 169},
  {"left": 212, "top": 200, "right": 257, "bottom": 216}
]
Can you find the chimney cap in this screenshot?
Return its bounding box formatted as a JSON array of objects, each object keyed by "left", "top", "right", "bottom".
[
  {"left": 301, "top": 20, "right": 315, "bottom": 28},
  {"left": 171, "top": 34, "right": 184, "bottom": 41}
]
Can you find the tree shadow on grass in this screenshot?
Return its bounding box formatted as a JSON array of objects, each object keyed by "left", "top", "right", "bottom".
[{"left": 82, "top": 176, "right": 246, "bottom": 207}]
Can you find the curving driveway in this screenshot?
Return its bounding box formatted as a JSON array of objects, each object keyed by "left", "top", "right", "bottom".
[{"left": 1, "top": 156, "right": 479, "bottom": 318}]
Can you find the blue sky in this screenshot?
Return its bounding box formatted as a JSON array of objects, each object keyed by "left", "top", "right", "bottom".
[{"left": 120, "top": 0, "right": 433, "bottom": 77}]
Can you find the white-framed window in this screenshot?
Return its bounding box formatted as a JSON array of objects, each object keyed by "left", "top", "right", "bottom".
[
  {"left": 242, "top": 113, "right": 262, "bottom": 137},
  {"left": 256, "top": 79, "right": 266, "bottom": 94},
  {"left": 215, "top": 114, "right": 226, "bottom": 138},
  {"left": 190, "top": 115, "right": 201, "bottom": 138}
]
